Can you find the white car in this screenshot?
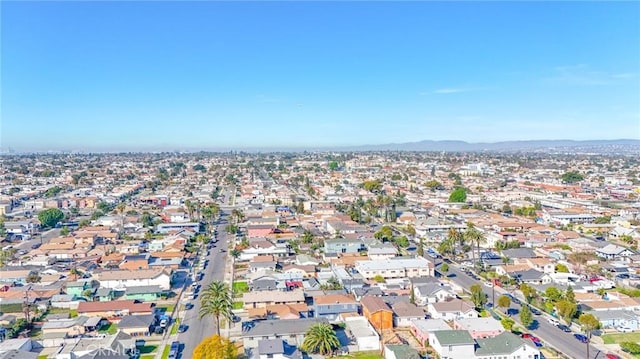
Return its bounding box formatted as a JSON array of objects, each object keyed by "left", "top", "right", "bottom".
[
  {"left": 548, "top": 317, "right": 560, "bottom": 326},
  {"left": 483, "top": 281, "right": 494, "bottom": 287},
  {"left": 616, "top": 326, "right": 634, "bottom": 333}
]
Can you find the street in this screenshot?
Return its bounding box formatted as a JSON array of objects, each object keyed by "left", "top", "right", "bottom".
[
  {"left": 176, "top": 212, "right": 231, "bottom": 357},
  {"left": 444, "top": 264, "right": 604, "bottom": 359}
]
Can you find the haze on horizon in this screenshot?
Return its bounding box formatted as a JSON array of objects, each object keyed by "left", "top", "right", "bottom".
[{"left": 1, "top": 1, "right": 639, "bottom": 152}]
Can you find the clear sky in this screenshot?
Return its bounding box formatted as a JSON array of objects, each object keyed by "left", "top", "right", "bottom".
[{"left": 2, "top": 1, "right": 639, "bottom": 151}]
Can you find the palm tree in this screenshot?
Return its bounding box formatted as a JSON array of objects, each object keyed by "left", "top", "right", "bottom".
[
  {"left": 301, "top": 229, "right": 314, "bottom": 244},
  {"left": 199, "top": 281, "right": 233, "bottom": 336},
  {"left": 231, "top": 209, "right": 244, "bottom": 225},
  {"left": 184, "top": 200, "right": 195, "bottom": 221},
  {"left": 301, "top": 323, "right": 340, "bottom": 356},
  {"left": 464, "top": 222, "right": 486, "bottom": 266}
]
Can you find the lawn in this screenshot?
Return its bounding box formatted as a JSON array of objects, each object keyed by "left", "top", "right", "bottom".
[
  {"left": 232, "top": 301, "right": 244, "bottom": 310},
  {"left": 337, "top": 351, "right": 383, "bottom": 359},
  {"left": 99, "top": 323, "right": 117, "bottom": 335},
  {"left": 157, "top": 304, "right": 176, "bottom": 314},
  {"left": 170, "top": 319, "right": 181, "bottom": 335},
  {"left": 233, "top": 281, "right": 249, "bottom": 297},
  {"left": 602, "top": 332, "right": 640, "bottom": 344},
  {"left": 139, "top": 345, "right": 158, "bottom": 354},
  {"left": 140, "top": 355, "right": 155, "bottom": 359},
  {"left": 161, "top": 344, "right": 170, "bottom": 359}
]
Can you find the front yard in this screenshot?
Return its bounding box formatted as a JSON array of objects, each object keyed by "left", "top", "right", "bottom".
[
  {"left": 337, "top": 351, "right": 384, "bottom": 359},
  {"left": 602, "top": 332, "right": 640, "bottom": 344},
  {"left": 233, "top": 281, "right": 249, "bottom": 297},
  {"left": 232, "top": 301, "right": 244, "bottom": 310}
]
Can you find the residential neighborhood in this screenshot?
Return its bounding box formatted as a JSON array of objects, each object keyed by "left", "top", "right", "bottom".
[{"left": 0, "top": 151, "right": 639, "bottom": 359}]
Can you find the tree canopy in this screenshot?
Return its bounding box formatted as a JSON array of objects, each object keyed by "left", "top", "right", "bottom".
[
  {"left": 561, "top": 171, "right": 584, "bottom": 183},
  {"left": 301, "top": 323, "right": 340, "bottom": 356},
  {"left": 38, "top": 208, "right": 64, "bottom": 228},
  {"left": 193, "top": 335, "right": 237, "bottom": 359},
  {"left": 448, "top": 187, "right": 467, "bottom": 203}
]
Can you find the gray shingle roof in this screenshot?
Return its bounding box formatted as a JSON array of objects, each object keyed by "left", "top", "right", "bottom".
[
  {"left": 243, "top": 318, "right": 328, "bottom": 337},
  {"left": 432, "top": 330, "right": 474, "bottom": 345},
  {"left": 475, "top": 331, "right": 535, "bottom": 356}
]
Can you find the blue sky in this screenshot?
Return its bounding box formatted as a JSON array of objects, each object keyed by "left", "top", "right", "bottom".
[{"left": 2, "top": 1, "right": 639, "bottom": 151}]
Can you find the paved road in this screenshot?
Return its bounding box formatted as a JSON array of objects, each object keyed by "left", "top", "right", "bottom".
[
  {"left": 444, "top": 264, "right": 605, "bottom": 359},
  {"left": 177, "top": 212, "right": 230, "bottom": 357}
]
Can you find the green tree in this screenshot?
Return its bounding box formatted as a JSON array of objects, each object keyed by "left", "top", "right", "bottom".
[
  {"left": 448, "top": 187, "right": 467, "bottom": 203},
  {"left": 519, "top": 305, "right": 533, "bottom": 328},
  {"left": 545, "top": 287, "right": 563, "bottom": 302},
  {"left": 565, "top": 286, "right": 576, "bottom": 303},
  {"left": 556, "top": 299, "right": 577, "bottom": 323},
  {"left": 60, "top": 226, "right": 70, "bottom": 236},
  {"left": 373, "top": 275, "right": 386, "bottom": 283},
  {"left": 593, "top": 216, "right": 611, "bottom": 224},
  {"left": 395, "top": 236, "right": 410, "bottom": 248},
  {"left": 38, "top": 208, "right": 64, "bottom": 228},
  {"left": 362, "top": 180, "right": 383, "bottom": 193},
  {"left": 470, "top": 284, "right": 487, "bottom": 309},
  {"left": 301, "top": 323, "right": 340, "bottom": 356},
  {"left": 301, "top": 229, "right": 314, "bottom": 244},
  {"left": 230, "top": 249, "right": 241, "bottom": 259},
  {"left": 464, "top": 222, "right": 486, "bottom": 265},
  {"left": 578, "top": 313, "right": 600, "bottom": 359},
  {"left": 141, "top": 212, "right": 154, "bottom": 227},
  {"left": 620, "top": 342, "right": 640, "bottom": 355},
  {"left": 44, "top": 186, "right": 63, "bottom": 198},
  {"left": 328, "top": 161, "right": 339, "bottom": 171},
  {"left": 440, "top": 263, "right": 449, "bottom": 277},
  {"left": 199, "top": 281, "right": 233, "bottom": 336},
  {"left": 519, "top": 283, "right": 537, "bottom": 304},
  {"left": 555, "top": 264, "right": 569, "bottom": 273},
  {"left": 501, "top": 317, "right": 515, "bottom": 331},
  {"left": 497, "top": 295, "right": 511, "bottom": 311},
  {"left": 417, "top": 238, "right": 424, "bottom": 257},
  {"left": 561, "top": 171, "right": 584, "bottom": 183},
  {"left": 425, "top": 180, "right": 443, "bottom": 190}
]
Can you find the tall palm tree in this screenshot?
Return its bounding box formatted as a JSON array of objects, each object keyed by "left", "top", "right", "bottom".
[
  {"left": 301, "top": 229, "right": 314, "bottom": 244},
  {"left": 199, "top": 281, "right": 233, "bottom": 336},
  {"left": 184, "top": 200, "right": 195, "bottom": 221},
  {"left": 446, "top": 228, "right": 463, "bottom": 259},
  {"left": 300, "top": 323, "right": 340, "bottom": 356},
  {"left": 464, "top": 222, "right": 486, "bottom": 266},
  {"left": 231, "top": 209, "right": 244, "bottom": 225}
]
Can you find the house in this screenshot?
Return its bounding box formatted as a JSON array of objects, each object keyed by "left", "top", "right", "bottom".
[
  {"left": 589, "top": 310, "right": 639, "bottom": 330},
  {"left": 384, "top": 344, "right": 421, "bottom": 359},
  {"left": 124, "top": 285, "right": 164, "bottom": 301},
  {"left": 355, "top": 256, "right": 434, "bottom": 280},
  {"left": 240, "top": 240, "right": 289, "bottom": 261},
  {"left": 116, "top": 314, "right": 156, "bottom": 336},
  {"left": 413, "top": 283, "right": 457, "bottom": 306},
  {"left": 367, "top": 243, "right": 398, "bottom": 260},
  {"left": 474, "top": 331, "right": 541, "bottom": 359},
  {"left": 360, "top": 295, "right": 393, "bottom": 332},
  {"left": 344, "top": 316, "right": 380, "bottom": 352},
  {"left": 453, "top": 317, "right": 504, "bottom": 339},
  {"left": 77, "top": 300, "right": 154, "bottom": 319},
  {"left": 54, "top": 330, "right": 136, "bottom": 359},
  {"left": 313, "top": 294, "right": 360, "bottom": 322},
  {"left": 252, "top": 339, "right": 303, "bottom": 359},
  {"left": 427, "top": 299, "right": 478, "bottom": 321},
  {"left": 596, "top": 244, "right": 635, "bottom": 261},
  {"left": 118, "top": 254, "right": 150, "bottom": 270},
  {"left": 242, "top": 318, "right": 328, "bottom": 349},
  {"left": 92, "top": 268, "right": 172, "bottom": 291},
  {"left": 324, "top": 238, "right": 364, "bottom": 254},
  {"left": 410, "top": 319, "right": 452, "bottom": 346},
  {"left": 242, "top": 289, "right": 305, "bottom": 309},
  {"left": 511, "top": 269, "right": 552, "bottom": 285},
  {"left": 429, "top": 330, "right": 475, "bottom": 359},
  {"left": 390, "top": 301, "right": 425, "bottom": 327},
  {"left": 42, "top": 316, "right": 88, "bottom": 337}
]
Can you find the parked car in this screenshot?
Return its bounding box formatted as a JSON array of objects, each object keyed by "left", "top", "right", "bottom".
[
  {"left": 574, "top": 333, "right": 588, "bottom": 343},
  {"left": 177, "top": 324, "right": 188, "bottom": 333},
  {"left": 548, "top": 317, "right": 560, "bottom": 326},
  {"left": 605, "top": 354, "right": 621, "bottom": 359},
  {"left": 616, "top": 326, "right": 633, "bottom": 333},
  {"left": 557, "top": 324, "right": 571, "bottom": 332},
  {"left": 168, "top": 341, "right": 180, "bottom": 359}
]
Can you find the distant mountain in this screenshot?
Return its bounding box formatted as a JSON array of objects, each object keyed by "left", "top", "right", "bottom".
[{"left": 343, "top": 139, "right": 640, "bottom": 153}]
